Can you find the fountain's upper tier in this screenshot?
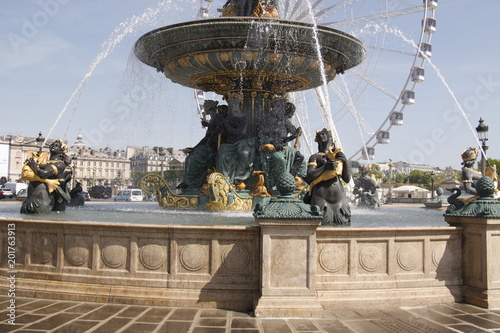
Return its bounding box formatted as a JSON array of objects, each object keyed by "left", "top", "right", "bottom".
[{"left": 135, "top": 18, "right": 365, "bottom": 95}]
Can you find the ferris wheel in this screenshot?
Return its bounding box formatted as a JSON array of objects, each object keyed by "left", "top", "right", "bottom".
[{"left": 194, "top": 0, "right": 438, "bottom": 161}]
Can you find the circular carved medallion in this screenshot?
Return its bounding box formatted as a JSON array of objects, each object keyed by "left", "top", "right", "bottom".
[
  {"left": 396, "top": 245, "right": 419, "bottom": 271},
  {"left": 33, "top": 236, "right": 55, "bottom": 264},
  {"left": 139, "top": 244, "right": 166, "bottom": 270},
  {"left": 359, "top": 245, "right": 383, "bottom": 272},
  {"left": 319, "top": 244, "right": 347, "bottom": 273},
  {"left": 180, "top": 244, "right": 207, "bottom": 271},
  {"left": 101, "top": 241, "right": 127, "bottom": 269},
  {"left": 432, "top": 243, "right": 453, "bottom": 269},
  {"left": 65, "top": 236, "right": 90, "bottom": 266},
  {"left": 222, "top": 244, "right": 249, "bottom": 272}
]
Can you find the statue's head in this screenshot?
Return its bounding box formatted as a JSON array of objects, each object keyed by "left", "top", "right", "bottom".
[
  {"left": 49, "top": 139, "right": 67, "bottom": 155},
  {"left": 314, "top": 128, "right": 334, "bottom": 148},
  {"left": 285, "top": 102, "right": 296, "bottom": 118},
  {"left": 271, "top": 97, "right": 287, "bottom": 116},
  {"left": 217, "top": 104, "right": 228, "bottom": 117},
  {"left": 461, "top": 147, "right": 477, "bottom": 165},
  {"left": 225, "top": 93, "right": 243, "bottom": 114},
  {"left": 203, "top": 100, "right": 218, "bottom": 114}
]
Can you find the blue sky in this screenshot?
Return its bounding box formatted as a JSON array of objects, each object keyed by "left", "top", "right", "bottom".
[{"left": 1, "top": 0, "right": 499, "bottom": 170}]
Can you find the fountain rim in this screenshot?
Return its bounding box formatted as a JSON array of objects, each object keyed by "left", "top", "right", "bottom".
[{"left": 134, "top": 16, "right": 366, "bottom": 71}]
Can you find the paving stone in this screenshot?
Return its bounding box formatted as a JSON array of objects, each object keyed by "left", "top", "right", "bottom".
[
  {"left": 260, "top": 319, "right": 293, "bottom": 333},
  {"left": 288, "top": 319, "right": 320, "bottom": 332},
  {"left": 231, "top": 330, "right": 260, "bottom": 333},
  {"left": 330, "top": 309, "right": 365, "bottom": 321},
  {"left": 168, "top": 308, "right": 199, "bottom": 321},
  {"left": 192, "top": 328, "right": 226, "bottom": 333},
  {"left": 0, "top": 323, "right": 21, "bottom": 332},
  {"left": 90, "top": 317, "right": 132, "bottom": 333},
  {"left": 16, "top": 299, "right": 53, "bottom": 311},
  {"left": 52, "top": 320, "right": 101, "bottom": 333},
  {"left": 198, "top": 318, "right": 227, "bottom": 326},
  {"left": 117, "top": 305, "right": 149, "bottom": 318},
  {"left": 478, "top": 312, "right": 500, "bottom": 323},
  {"left": 23, "top": 313, "right": 81, "bottom": 331},
  {"left": 427, "top": 304, "right": 467, "bottom": 315},
  {"left": 33, "top": 302, "right": 78, "bottom": 315},
  {"left": 64, "top": 303, "right": 103, "bottom": 314},
  {"left": 158, "top": 320, "right": 192, "bottom": 333},
  {"left": 231, "top": 317, "right": 258, "bottom": 329},
  {"left": 121, "top": 323, "right": 160, "bottom": 333},
  {"left": 314, "top": 319, "right": 355, "bottom": 333},
  {"left": 200, "top": 309, "right": 229, "bottom": 318},
  {"left": 448, "top": 324, "right": 491, "bottom": 333},
  {"left": 80, "top": 304, "right": 125, "bottom": 321},
  {"left": 11, "top": 313, "right": 45, "bottom": 325},
  {"left": 455, "top": 314, "right": 500, "bottom": 330},
  {"left": 137, "top": 307, "right": 173, "bottom": 322},
  {"left": 13, "top": 298, "right": 39, "bottom": 306},
  {"left": 410, "top": 307, "right": 462, "bottom": 325},
  {"left": 451, "top": 304, "right": 489, "bottom": 314},
  {"left": 400, "top": 317, "right": 458, "bottom": 333},
  {"left": 354, "top": 309, "right": 392, "bottom": 320},
  {"left": 345, "top": 320, "right": 393, "bottom": 333}
]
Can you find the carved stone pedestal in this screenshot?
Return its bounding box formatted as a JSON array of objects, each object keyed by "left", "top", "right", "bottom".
[
  {"left": 254, "top": 218, "right": 324, "bottom": 317},
  {"left": 446, "top": 216, "right": 500, "bottom": 308},
  {"left": 445, "top": 177, "right": 500, "bottom": 309}
]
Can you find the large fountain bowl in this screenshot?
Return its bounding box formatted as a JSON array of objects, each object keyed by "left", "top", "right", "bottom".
[{"left": 134, "top": 18, "right": 365, "bottom": 95}]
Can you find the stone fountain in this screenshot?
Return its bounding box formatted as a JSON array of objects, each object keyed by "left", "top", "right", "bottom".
[
  {"left": 5, "top": 6, "right": 497, "bottom": 319},
  {"left": 135, "top": 17, "right": 365, "bottom": 214}
]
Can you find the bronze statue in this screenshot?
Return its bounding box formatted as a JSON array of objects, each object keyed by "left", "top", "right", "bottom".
[
  {"left": 177, "top": 100, "right": 223, "bottom": 193},
  {"left": 216, "top": 94, "right": 255, "bottom": 189},
  {"left": 220, "top": 0, "right": 278, "bottom": 18},
  {"left": 353, "top": 164, "right": 380, "bottom": 209},
  {"left": 256, "top": 98, "right": 304, "bottom": 194},
  {"left": 448, "top": 147, "right": 499, "bottom": 208},
  {"left": 21, "top": 139, "right": 72, "bottom": 214},
  {"left": 304, "top": 129, "right": 351, "bottom": 225},
  {"left": 460, "top": 147, "right": 482, "bottom": 196}
]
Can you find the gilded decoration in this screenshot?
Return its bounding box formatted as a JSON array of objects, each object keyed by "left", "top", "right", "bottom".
[
  {"left": 205, "top": 172, "right": 253, "bottom": 212},
  {"left": 141, "top": 173, "right": 199, "bottom": 210}
]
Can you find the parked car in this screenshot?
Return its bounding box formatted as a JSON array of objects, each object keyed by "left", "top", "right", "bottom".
[
  {"left": 0, "top": 188, "right": 14, "bottom": 199},
  {"left": 3, "top": 182, "right": 28, "bottom": 196},
  {"left": 15, "top": 188, "right": 27, "bottom": 201},
  {"left": 88, "top": 185, "right": 112, "bottom": 199},
  {"left": 114, "top": 189, "right": 143, "bottom": 202},
  {"left": 81, "top": 191, "right": 90, "bottom": 201}
]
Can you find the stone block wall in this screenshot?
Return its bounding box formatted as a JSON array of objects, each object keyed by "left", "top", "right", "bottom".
[
  {"left": 315, "top": 227, "right": 463, "bottom": 309},
  {"left": 0, "top": 220, "right": 260, "bottom": 310},
  {"left": 0, "top": 218, "right": 467, "bottom": 313}
]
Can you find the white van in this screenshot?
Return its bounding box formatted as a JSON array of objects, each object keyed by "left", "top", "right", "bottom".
[
  {"left": 3, "top": 182, "right": 28, "bottom": 196},
  {"left": 114, "top": 189, "right": 143, "bottom": 202}
]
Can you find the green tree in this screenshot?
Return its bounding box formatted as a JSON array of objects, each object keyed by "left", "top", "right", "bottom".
[
  {"left": 394, "top": 173, "right": 409, "bottom": 184},
  {"left": 488, "top": 158, "right": 500, "bottom": 175}
]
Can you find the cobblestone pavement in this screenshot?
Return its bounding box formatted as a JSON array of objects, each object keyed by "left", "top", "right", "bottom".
[{"left": 1, "top": 296, "right": 500, "bottom": 332}]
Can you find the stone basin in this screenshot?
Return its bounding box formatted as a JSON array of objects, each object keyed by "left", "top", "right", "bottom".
[{"left": 134, "top": 17, "right": 366, "bottom": 95}]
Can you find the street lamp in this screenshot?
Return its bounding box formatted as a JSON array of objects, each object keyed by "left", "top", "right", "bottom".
[
  {"left": 71, "top": 156, "right": 78, "bottom": 188},
  {"left": 35, "top": 132, "right": 44, "bottom": 153},
  {"left": 431, "top": 171, "right": 435, "bottom": 198},
  {"left": 387, "top": 159, "right": 394, "bottom": 204},
  {"left": 475, "top": 118, "right": 489, "bottom": 175}
]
